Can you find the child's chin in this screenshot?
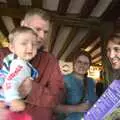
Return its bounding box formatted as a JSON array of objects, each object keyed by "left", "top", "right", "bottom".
[{"left": 25, "top": 57, "right": 32, "bottom": 61}]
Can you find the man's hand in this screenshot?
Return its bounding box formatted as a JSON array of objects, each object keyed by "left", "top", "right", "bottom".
[
  {"left": 10, "top": 99, "right": 25, "bottom": 112},
  {"left": 19, "top": 77, "right": 32, "bottom": 97}
]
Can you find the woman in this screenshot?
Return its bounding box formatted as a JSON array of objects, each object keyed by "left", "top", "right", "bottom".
[
  {"left": 56, "top": 50, "right": 97, "bottom": 120},
  {"left": 104, "top": 33, "right": 120, "bottom": 120},
  {"left": 106, "top": 34, "right": 120, "bottom": 80}
]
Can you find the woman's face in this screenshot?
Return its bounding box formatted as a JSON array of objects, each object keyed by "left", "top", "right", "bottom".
[
  {"left": 74, "top": 55, "right": 90, "bottom": 76},
  {"left": 107, "top": 40, "right": 120, "bottom": 70}
]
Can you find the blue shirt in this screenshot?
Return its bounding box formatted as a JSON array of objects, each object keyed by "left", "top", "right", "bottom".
[{"left": 63, "top": 73, "right": 97, "bottom": 120}]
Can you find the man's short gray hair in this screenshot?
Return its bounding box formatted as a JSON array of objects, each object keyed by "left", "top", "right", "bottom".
[{"left": 23, "top": 8, "right": 51, "bottom": 22}]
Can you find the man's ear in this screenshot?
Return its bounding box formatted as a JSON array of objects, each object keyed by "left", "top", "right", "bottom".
[{"left": 20, "top": 20, "right": 24, "bottom": 26}]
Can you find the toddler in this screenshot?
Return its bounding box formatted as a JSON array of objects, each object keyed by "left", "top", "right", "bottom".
[{"left": 0, "top": 26, "right": 39, "bottom": 112}]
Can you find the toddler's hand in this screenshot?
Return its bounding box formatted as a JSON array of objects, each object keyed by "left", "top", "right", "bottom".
[
  {"left": 10, "top": 99, "right": 25, "bottom": 112},
  {"left": 0, "top": 101, "right": 5, "bottom": 108}
]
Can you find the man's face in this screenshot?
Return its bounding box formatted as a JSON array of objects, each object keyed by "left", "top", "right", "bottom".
[
  {"left": 22, "top": 15, "right": 49, "bottom": 49},
  {"left": 107, "top": 40, "right": 120, "bottom": 70}
]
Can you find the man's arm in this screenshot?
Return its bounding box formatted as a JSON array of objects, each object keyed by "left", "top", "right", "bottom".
[
  {"left": 26, "top": 52, "right": 65, "bottom": 108},
  {"left": 40, "top": 60, "right": 65, "bottom": 106}
]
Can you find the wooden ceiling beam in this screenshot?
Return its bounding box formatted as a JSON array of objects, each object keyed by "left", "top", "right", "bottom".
[
  {"left": 0, "top": 8, "right": 27, "bottom": 18},
  {"left": 32, "top": 0, "right": 43, "bottom": 8},
  {"left": 49, "top": 23, "right": 61, "bottom": 52},
  {"left": 0, "top": 17, "right": 9, "bottom": 37},
  {"left": 7, "top": 0, "right": 19, "bottom": 7},
  {"left": 101, "top": 0, "right": 120, "bottom": 21},
  {"left": 54, "top": 19, "right": 100, "bottom": 28},
  {"left": 66, "top": 30, "right": 99, "bottom": 61},
  {"left": 57, "top": 0, "right": 71, "bottom": 15},
  {"left": 92, "top": 52, "right": 101, "bottom": 60},
  {"left": 92, "top": 59, "right": 101, "bottom": 64},
  {"left": 89, "top": 41, "right": 101, "bottom": 53},
  {"left": 57, "top": 27, "right": 78, "bottom": 59},
  {"left": 80, "top": 0, "right": 99, "bottom": 17},
  {"left": 73, "top": 31, "right": 99, "bottom": 52},
  {"left": 0, "top": 8, "right": 100, "bottom": 28},
  {"left": 0, "top": 8, "right": 100, "bottom": 22}
]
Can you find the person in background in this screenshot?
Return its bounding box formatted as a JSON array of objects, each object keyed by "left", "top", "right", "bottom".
[
  {"left": 0, "top": 27, "right": 38, "bottom": 112},
  {"left": 96, "top": 70, "right": 104, "bottom": 98},
  {"left": 55, "top": 50, "right": 97, "bottom": 120},
  {"left": 0, "top": 8, "right": 64, "bottom": 120},
  {"left": 104, "top": 33, "right": 120, "bottom": 120}
]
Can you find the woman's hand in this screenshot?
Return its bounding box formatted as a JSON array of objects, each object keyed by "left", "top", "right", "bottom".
[
  {"left": 54, "top": 103, "right": 91, "bottom": 114},
  {"left": 76, "top": 103, "right": 91, "bottom": 112}
]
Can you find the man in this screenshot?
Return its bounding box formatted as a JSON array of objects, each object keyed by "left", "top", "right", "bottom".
[
  {"left": 21, "top": 8, "right": 49, "bottom": 51},
  {"left": 0, "top": 8, "right": 64, "bottom": 120}
]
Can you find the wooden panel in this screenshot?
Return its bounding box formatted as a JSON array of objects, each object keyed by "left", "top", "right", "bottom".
[
  {"left": 89, "top": 41, "right": 101, "bottom": 53},
  {"left": 49, "top": 22, "right": 61, "bottom": 52},
  {"left": 0, "top": 17, "right": 8, "bottom": 37},
  {"left": 57, "top": 27, "right": 78, "bottom": 59},
  {"left": 101, "top": 0, "right": 120, "bottom": 21},
  {"left": 52, "top": 26, "right": 72, "bottom": 56},
  {"left": 0, "top": 8, "right": 100, "bottom": 27},
  {"left": 92, "top": 59, "right": 101, "bottom": 64},
  {"left": 92, "top": 57, "right": 101, "bottom": 64},
  {"left": 57, "top": 0, "right": 71, "bottom": 15},
  {"left": 80, "top": 0, "right": 99, "bottom": 17},
  {"left": 66, "top": 30, "right": 99, "bottom": 61},
  {"left": 0, "top": 8, "right": 27, "bottom": 18},
  {"left": 32, "top": 0, "right": 43, "bottom": 8},
  {"left": 2, "top": 16, "right": 15, "bottom": 33},
  {"left": 92, "top": 52, "right": 100, "bottom": 60},
  {"left": 7, "top": 0, "right": 19, "bottom": 7}
]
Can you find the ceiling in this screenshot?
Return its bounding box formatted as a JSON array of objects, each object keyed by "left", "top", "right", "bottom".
[{"left": 0, "top": 0, "right": 120, "bottom": 65}]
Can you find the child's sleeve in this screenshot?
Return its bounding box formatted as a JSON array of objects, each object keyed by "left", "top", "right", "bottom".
[{"left": 3, "top": 59, "right": 31, "bottom": 103}]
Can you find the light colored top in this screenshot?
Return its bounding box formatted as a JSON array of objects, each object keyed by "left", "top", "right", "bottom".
[
  {"left": 63, "top": 73, "right": 97, "bottom": 120},
  {"left": 0, "top": 53, "right": 38, "bottom": 103}
]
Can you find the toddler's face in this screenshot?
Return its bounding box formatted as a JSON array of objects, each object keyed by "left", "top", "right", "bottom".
[{"left": 9, "top": 32, "right": 38, "bottom": 61}]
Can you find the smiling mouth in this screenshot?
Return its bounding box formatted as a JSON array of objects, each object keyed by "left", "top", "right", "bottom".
[
  {"left": 78, "top": 68, "right": 86, "bottom": 71},
  {"left": 111, "top": 61, "right": 118, "bottom": 66},
  {"left": 111, "top": 59, "right": 119, "bottom": 64}
]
